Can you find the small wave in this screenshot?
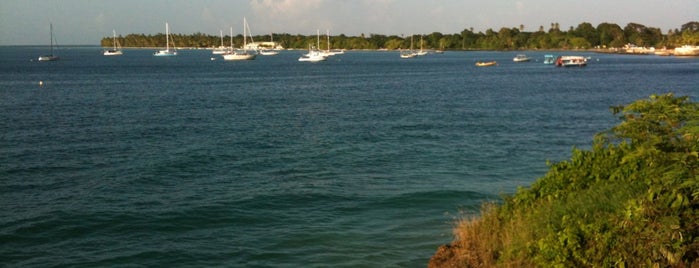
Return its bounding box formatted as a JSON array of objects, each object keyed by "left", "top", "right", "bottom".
[{"left": 375, "top": 190, "right": 495, "bottom": 209}]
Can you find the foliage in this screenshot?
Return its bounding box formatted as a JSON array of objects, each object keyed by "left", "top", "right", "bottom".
[
  {"left": 438, "top": 94, "right": 699, "bottom": 267},
  {"left": 101, "top": 21, "right": 699, "bottom": 50}
]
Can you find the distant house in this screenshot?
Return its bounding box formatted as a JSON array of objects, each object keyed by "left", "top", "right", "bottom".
[{"left": 245, "top": 42, "right": 284, "bottom": 50}]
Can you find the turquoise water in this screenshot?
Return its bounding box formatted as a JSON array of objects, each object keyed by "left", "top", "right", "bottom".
[{"left": 1, "top": 47, "right": 697, "bottom": 267}]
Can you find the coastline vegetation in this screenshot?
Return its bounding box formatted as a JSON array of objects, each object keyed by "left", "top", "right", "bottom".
[
  {"left": 101, "top": 21, "right": 699, "bottom": 50},
  {"left": 429, "top": 94, "right": 699, "bottom": 267}
]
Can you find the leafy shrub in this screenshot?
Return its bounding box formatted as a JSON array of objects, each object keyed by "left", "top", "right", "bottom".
[{"left": 433, "top": 94, "right": 699, "bottom": 267}]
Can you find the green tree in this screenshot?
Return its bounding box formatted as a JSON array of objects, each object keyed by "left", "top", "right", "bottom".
[
  {"left": 681, "top": 21, "right": 699, "bottom": 32},
  {"left": 427, "top": 32, "right": 443, "bottom": 49},
  {"left": 678, "top": 21, "right": 699, "bottom": 45},
  {"left": 460, "top": 28, "right": 478, "bottom": 49},
  {"left": 597, "top": 22, "right": 626, "bottom": 47},
  {"left": 497, "top": 27, "right": 515, "bottom": 49},
  {"left": 573, "top": 22, "right": 598, "bottom": 47}
]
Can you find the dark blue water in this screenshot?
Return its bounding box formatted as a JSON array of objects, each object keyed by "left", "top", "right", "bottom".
[{"left": 1, "top": 46, "right": 697, "bottom": 267}]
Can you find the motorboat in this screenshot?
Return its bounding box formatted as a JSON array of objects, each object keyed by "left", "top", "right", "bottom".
[
  {"left": 475, "top": 61, "right": 497, "bottom": 67},
  {"left": 543, "top": 54, "right": 555, "bottom": 64},
  {"left": 299, "top": 30, "right": 327, "bottom": 62},
  {"left": 555, "top": 56, "right": 587, "bottom": 67},
  {"left": 259, "top": 50, "right": 280, "bottom": 56},
  {"left": 513, "top": 54, "right": 532, "bottom": 62},
  {"left": 298, "top": 45, "right": 327, "bottom": 62}
]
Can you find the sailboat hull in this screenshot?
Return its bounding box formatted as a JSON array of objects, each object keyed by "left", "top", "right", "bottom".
[
  {"left": 38, "top": 55, "right": 59, "bottom": 61},
  {"left": 154, "top": 50, "right": 177, "bottom": 56},
  {"left": 223, "top": 53, "right": 256, "bottom": 60},
  {"left": 260, "top": 50, "right": 279, "bottom": 56},
  {"left": 103, "top": 50, "right": 123, "bottom": 56},
  {"left": 298, "top": 53, "right": 326, "bottom": 62}
]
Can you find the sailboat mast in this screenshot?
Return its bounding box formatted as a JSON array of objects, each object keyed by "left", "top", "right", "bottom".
[
  {"left": 165, "top": 22, "right": 170, "bottom": 50},
  {"left": 50, "top": 23, "right": 54, "bottom": 55},
  {"left": 410, "top": 35, "right": 413, "bottom": 50},
  {"left": 112, "top": 29, "right": 117, "bottom": 50},
  {"left": 316, "top": 29, "right": 320, "bottom": 50},
  {"left": 243, "top": 17, "right": 247, "bottom": 49}
]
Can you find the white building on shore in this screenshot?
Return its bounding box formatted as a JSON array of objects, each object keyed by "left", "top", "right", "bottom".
[{"left": 245, "top": 42, "right": 284, "bottom": 50}]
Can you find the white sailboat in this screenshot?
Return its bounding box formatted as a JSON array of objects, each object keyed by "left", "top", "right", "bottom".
[
  {"left": 223, "top": 17, "right": 256, "bottom": 61},
  {"left": 259, "top": 33, "right": 280, "bottom": 56},
  {"left": 212, "top": 30, "right": 228, "bottom": 54},
  {"left": 400, "top": 35, "right": 417, "bottom": 59},
  {"left": 299, "top": 29, "right": 327, "bottom": 62},
  {"left": 298, "top": 45, "right": 327, "bottom": 62},
  {"left": 38, "top": 23, "right": 59, "bottom": 61},
  {"left": 321, "top": 30, "right": 336, "bottom": 57},
  {"left": 154, "top": 22, "right": 177, "bottom": 56},
  {"left": 320, "top": 30, "right": 344, "bottom": 56},
  {"left": 416, "top": 35, "right": 428, "bottom": 56},
  {"left": 103, "top": 29, "right": 123, "bottom": 56}
]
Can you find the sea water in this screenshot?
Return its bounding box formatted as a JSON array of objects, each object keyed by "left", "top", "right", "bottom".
[{"left": 1, "top": 47, "right": 697, "bottom": 267}]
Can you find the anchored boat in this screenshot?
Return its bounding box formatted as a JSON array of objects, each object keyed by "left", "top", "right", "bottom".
[
  {"left": 555, "top": 56, "right": 587, "bottom": 67},
  {"left": 475, "top": 61, "right": 497, "bottom": 67}
]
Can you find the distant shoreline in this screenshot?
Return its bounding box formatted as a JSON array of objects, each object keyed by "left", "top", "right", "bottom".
[{"left": 4, "top": 45, "right": 692, "bottom": 56}]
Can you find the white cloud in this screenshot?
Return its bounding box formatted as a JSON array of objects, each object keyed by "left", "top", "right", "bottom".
[
  {"left": 248, "top": 0, "right": 325, "bottom": 33},
  {"left": 250, "top": 0, "right": 323, "bottom": 17}
]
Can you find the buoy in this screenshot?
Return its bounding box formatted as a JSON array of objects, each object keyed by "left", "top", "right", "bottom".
[
  {"left": 210, "top": 57, "right": 216, "bottom": 61},
  {"left": 39, "top": 81, "right": 44, "bottom": 87}
]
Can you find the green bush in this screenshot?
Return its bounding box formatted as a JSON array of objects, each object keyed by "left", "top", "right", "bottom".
[{"left": 439, "top": 94, "right": 699, "bottom": 267}]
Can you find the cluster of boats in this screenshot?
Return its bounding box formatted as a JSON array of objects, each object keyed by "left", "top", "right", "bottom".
[
  {"left": 35, "top": 24, "right": 590, "bottom": 68},
  {"left": 399, "top": 35, "right": 439, "bottom": 58},
  {"left": 100, "top": 19, "right": 287, "bottom": 60},
  {"left": 37, "top": 23, "right": 681, "bottom": 66},
  {"left": 151, "top": 19, "right": 262, "bottom": 60},
  {"left": 475, "top": 54, "right": 588, "bottom": 67},
  {"left": 297, "top": 30, "right": 345, "bottom": 62},
  {"left": 137, "top": 21, "right": 341, "bottom": 62}
]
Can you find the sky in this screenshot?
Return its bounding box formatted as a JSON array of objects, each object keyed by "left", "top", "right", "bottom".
[{"left": 0, "top": 0, "right": 696, "bottom": 45}]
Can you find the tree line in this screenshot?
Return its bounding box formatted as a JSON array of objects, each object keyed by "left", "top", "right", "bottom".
[{"left": 102, "top": 21, "right": 699, "bottom": 50}]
